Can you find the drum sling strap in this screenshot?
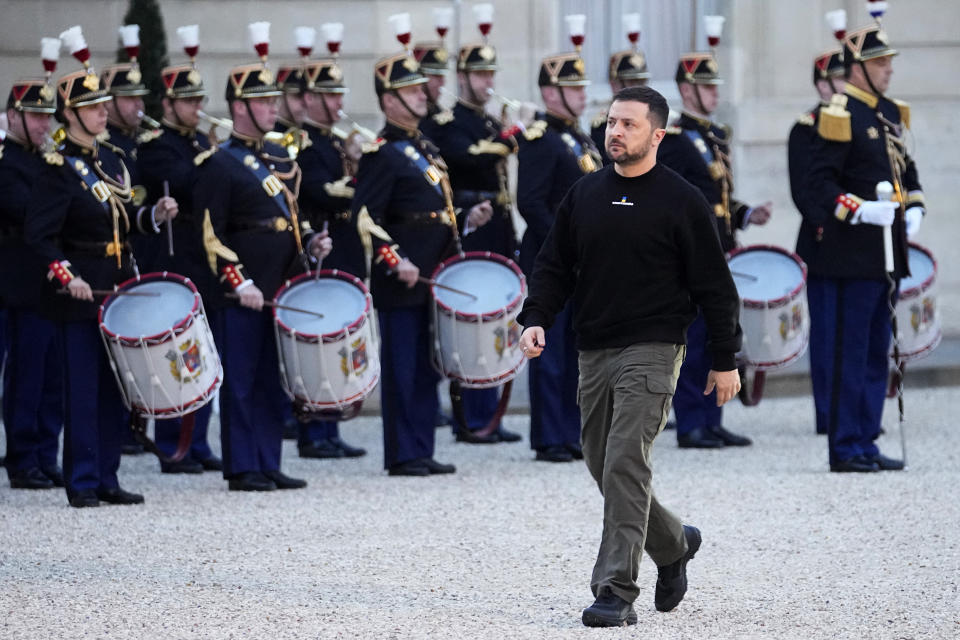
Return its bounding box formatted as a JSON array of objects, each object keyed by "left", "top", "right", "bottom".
[
  {"left": 129, "top": 412, "right": 196, "bottom": 464},
  {"left": 448, "top": 379, "right": 514, "bottom": 441}
]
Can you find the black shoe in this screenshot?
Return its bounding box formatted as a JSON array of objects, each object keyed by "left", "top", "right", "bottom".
[
  {"left": 535, "top": 446, "right": 574, "bottom": 463},
  {"left": 581, "top": 587, "right": 637, "bottom": 627},
  {"left": 228, "top": 471, "right": 277, "bottom": 491},
  {"left": 708, "top": 425, "right": 752, "bottom": 447},
  {"left": 41, "top": 465, "right": 65, "bottom": 487},
  {"left": 388, "top": 460, "right": 431, "bottom": 476},
  {"left": 455, "top": 429, "right": 500, "bottom": 444},
  {"left": 830, "top": 456, "right": 880, "bottom": 473},
  {"left": 328, "top": 436, "right": 367, "bottom": 458},
  {"left": 497, "top": 427, "right": 522, "bottom": 443},
  {"left": 868, "top": 453, "right": 904, "bottom": 471},
  {"left": 565, "top": 443, "right": 584, "bottom": 460},
  {"left": 199, "top": 456, "right": 223, "bottom": 471},
  {"left": 121, "top": 443, "right": 146, "bottom": 455},
  {"left": 9, "top": 467, "right": 55, "bottom": 489},
  {"left": 420, "top": 458, "right": 456, "bottom": 474},
  {"left": 96, "top": 487, "right": 145, "bottom": 505},
  {"left": 677, "top": 427, "right": 725, "bottom": 449},
  {"left": 161, "top": 458, "right": 204, "bottom": 474},
  {"left": 263, "top": 470, "right": 307, "bottom": 489},
  {"left": 299, "top": 439, "right": 344, "bottom": 459},
  {"left": 68, "top": 490, "right": 100, "bottom": 508},
  {"left": 655, "top": 524, "right": 701, "bottom": 612}
]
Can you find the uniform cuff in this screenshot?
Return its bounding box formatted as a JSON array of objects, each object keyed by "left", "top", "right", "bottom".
[
  {"left": 374, "top": 243, "right": 404, "bottom": 272},
  {"left": 47, "top": 260, "right": 75, "bottom": 287},
  {"left": 220, "top": 263, "right": 250, "bottom": 290},
  {"left": 834, "top": 193, "right": 863, "bottom": 223},
  {"left": 905, "top": 190, "right": 924, "bottom": 209}
]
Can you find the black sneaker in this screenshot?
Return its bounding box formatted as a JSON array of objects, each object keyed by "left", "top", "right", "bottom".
[
  {"left": 655, "top": 524, "right": 701, "bottom": 612},
  {"left": 581, "top": 587, "right": 637, "bottom": 627}
]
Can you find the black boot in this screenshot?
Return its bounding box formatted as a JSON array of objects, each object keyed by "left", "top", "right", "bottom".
[{"left": 581, "top": 587, "right": 637, "bottom": 627}]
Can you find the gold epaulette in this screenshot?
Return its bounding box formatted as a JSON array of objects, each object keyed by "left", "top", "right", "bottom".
[
  {"left": 361, "top": 139, "right": 385, "bottom": 154},
  {"left": 893, "top": 99, "right": 911, "bottom": 129},
  {"left": 468, "top": 139, "right": 513, "bottom": 157},
  {"left": 193, "top": 147, "right": 217, "bottom": 166},
  {"left": 523, "top": 119, "right": 547, "bottom": 141},
  {"left": 137, "top": 129, "right": 163, "bottom": 144},
  {"left": 432, "top": 110, "right": 455, "bottom": 126},
  {"left": 796, "top": 112, "right": 815, "bottom": 127},
  {"left": 44, "top": 151, "right": 64, "bottom": 166},
  {"left": 590, "top": 112, "right": 607, "bottom": 129},
  {"left": 665, "top": 125, "right": 682, "bottom": 135},
  {"left": 817, "top": 94, "right": 851, "bottom": 142}
]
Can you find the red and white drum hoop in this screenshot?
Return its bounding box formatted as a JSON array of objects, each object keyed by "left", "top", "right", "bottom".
[{"left": 893, "top": 242, "right": 941, "bottom": 362}]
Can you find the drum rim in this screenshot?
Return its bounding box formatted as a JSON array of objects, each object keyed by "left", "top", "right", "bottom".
[
  {"left": 430, "top": 251, "right": 526, "bottom": 321},
  {"left": 727, "top": 244, "right": 807, "bottom": 309},
  {"left": 900, "top": 241, "right": 937, "bottom": 297},
  {"left": 273, "top": 269, "right": 371, "bottom": 341},
  {"left": 128, "top": 375, "right": 222, "bottom": 417},
  {"left": 98, "top": 271, "right": 201, "bottom": 344}
]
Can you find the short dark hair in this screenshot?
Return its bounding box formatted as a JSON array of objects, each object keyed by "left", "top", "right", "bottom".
[{"left": 610, "top": 86, "right": 669, "bottom": 129}]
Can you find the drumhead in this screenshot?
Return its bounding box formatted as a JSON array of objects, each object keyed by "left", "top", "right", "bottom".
[
  {"left": 276, "top": 278, "right": 365, "bottom": 335},
  {"left": 900, "top": 245, "right": 935, "bottom": 293},
  {"left": 728, "top": 249, "right": 804, "bottom": 303},
  {"left": 102, "top": 280, "right": 196, "bottom": 338},
  {"left": 434, "top": 259, "right": 521, "bottom": 314}
]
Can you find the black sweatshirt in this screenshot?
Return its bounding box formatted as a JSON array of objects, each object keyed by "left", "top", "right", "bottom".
[{"left": 517, "top": 162, "right": 742, "bottom": 371}]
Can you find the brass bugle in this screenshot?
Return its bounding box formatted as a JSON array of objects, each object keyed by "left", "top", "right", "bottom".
[
  {"left": 137, "top": 110, "right": 162, "bottom": 129},
  {"left": 198, "top": 110, "right": 233, "bottom": 132},
  {"left": 336, "top": 110, "right": 377, "bottom": 142}
]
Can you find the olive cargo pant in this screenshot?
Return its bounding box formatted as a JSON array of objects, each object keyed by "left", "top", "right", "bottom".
[{"left": 578, "top": 342, "right": 689, "bottom": 604}]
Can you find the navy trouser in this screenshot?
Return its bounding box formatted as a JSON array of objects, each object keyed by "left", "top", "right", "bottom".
[
  {"left": 528, "top": 302, "right": 581, "bottom": 449},
  {"left": 806, "top": 279, "right": 832, "bottom": 434},
  {"left": 216, "top": 307, "right": 286, "bottom": 477},
  {"left": 808, "top": 277, "right": 892, "bottom": 464},
  {"left": 154, "top": 403, "right": 215, "bottom": 461},
  {"left": 378, "top": 306, "right": 440, "bottom": 468},
  {"left": 672, "top": 312, "right": 721, "bottom": 437},
  {"left": 3, "top": 309, "right": 63, "bottom": 476},
  {"left": 59, "top": 321, "right": 126, "bottom": 496},
  {"left": 459, "top": 386, "right": 500, "bottom": 432}
]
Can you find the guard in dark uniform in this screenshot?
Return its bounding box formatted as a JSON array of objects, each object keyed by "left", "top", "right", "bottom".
[
  {"left": 1, "top": 42, "right": 64, "bottom": 490},
  {"left": 272, "top": 30, "right": 311, "bottom": 155},
  {"left": 25, "top": 26, "right": 179, "bottom": 507},
  {"left": 658, "top": 43, "right": 770, "bottom": 449},
  {"left": 291, "top": 30, "right": 367, "bottom": 460},
  {"left": 193, "top": 23, "right": 331, "bottom": 491},
  {"left": 789, "top": 12, "right": 848, "bottom": 437},
  {"left": 419, "top": 19, "right": 522, "bottom": 444},
  {"left": 589, "top": 14, "right": 651, "bottom": 164},
  {"left": 352, "top": 24, "right": 490, "bottom": 476},
  {"left": 800, "top": 17, "right": 919, "bottom": 472},
  {"left": 517, "top": 43, "right": 601, "bottom": 462},
  {"left": 137, "top": 29, "right": 222, "bottom": 473}
]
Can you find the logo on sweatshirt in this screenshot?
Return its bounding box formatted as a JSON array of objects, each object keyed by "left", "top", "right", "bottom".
[{"left": 612, "top": 196, "right": 634, "bottom": 206}]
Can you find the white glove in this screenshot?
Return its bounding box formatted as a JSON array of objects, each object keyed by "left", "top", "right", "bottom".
[
  {"left": 854, "top": 200, "right": 896, "bottom": 227},
  {"left": 905, "top": 206, "right": 924, "bottom": 237}
]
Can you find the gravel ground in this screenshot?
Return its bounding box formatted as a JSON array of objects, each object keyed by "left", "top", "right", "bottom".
[{"left": 1, "top": 387, "right": 958, "bottom": 639}]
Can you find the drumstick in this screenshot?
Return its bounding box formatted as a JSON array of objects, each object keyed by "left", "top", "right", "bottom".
[
  {"left": 164, "top": 180, "right": 174, "bottom": 257},
  {"left": 56, "top": 289, "right": 160, "bottom": 297},
  {"left": 314, "top": 220, "right": 328, "bottom": 282},
  {"left": 730, "top": 270, "right": 759, "bottom": 282},
  {"left": 224, "top": 293, "right": 325, "bottom": 319},
  {"left": 417, "top": 276, "right": 478, "bottom": 301}
]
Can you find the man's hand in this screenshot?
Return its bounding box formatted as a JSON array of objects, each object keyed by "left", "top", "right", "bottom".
[
  {"left": 67, "top": 276, "right": 94, "bottom": 302},
  {"left": 466, "top": 200, "right": 494, "bottom": 230},
  {"left": 747, "top": 201, "right": 772, "bottom": 226},
  {"left": 308, "top": 229, "right": 333, "bottom": 260},
  {"left": 704, "top": 369, "right": 741, "bottom": 407},
  {"left": 154, "top": 196, "right": 179, "bottom": 223},
  {"left": 237, "top": 283, "right": 264, "bottom": 311},
  {"left": 519, "top": 327, "right": 545, "bottom": 359},
  {"left": 396, "top": 258, "right": 419, "bottom": 288}
]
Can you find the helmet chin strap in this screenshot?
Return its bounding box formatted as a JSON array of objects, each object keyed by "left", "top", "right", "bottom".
[
  {"left": 72, "top": 107, "right": 99, "bottom": 140},
  {"left": 464, "top": 74, "right": 483, "bottom": 107},
  {"left": 18, "top": 111, "right": 37, "bottom": 149},
  {"left": 393, "top": 89, "right": 422, "bottom": 123},
  {"left": 243, "top": 99, "right": 270, "bottom": 135},
  {"left": 319, "top": 93, "right": 335, "bottom": 126},
  {"left": 558, "top": 87, "right": 578, "bottom": 121},
  {"left": 858, "top": 60, "right": 890, "bottom": 108},
  {"left": 692, "top": 84, "right": 709, "bottom": 118}
]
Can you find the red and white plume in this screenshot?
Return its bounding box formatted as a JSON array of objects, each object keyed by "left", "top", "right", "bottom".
[
  {"left": 388, "top": 13, "right": 412, "bottom": 49},
  {"left": 825, "top": 10, "right": 847, "bottom": 42},
  {"left": 294, "top": 26, "right": 316, "bottom": 58},
  {"left": 41, "top": 37, "right": 60, "bottom": 76},
  {"left": 321, "top": 22, "right": 344, "bottom": 56},
  {"left": 118, "top": 24, "right": 141, "bottom": 61},
  {"left": 623, "top": 13, "right": 641, "bottom": 48},
  {"left": 433, "top": 7, "right": 453, "bottom": 40},
  {"left": 565, "top": 14, "right": 586, "bottom": 50},
  {"left": 704, "top": 15, "right": 725, "bottom": 48},
  {"left": 177, "top": 25, "right": 200, "bottom": 61},
  {"left": 248, "top": 21, "right": 271, "bottom": 60},
  {"left": 473, "top": 3, "right": 494, "bottom": 41},
  {"left": 59, "top": 25, "right": 91, "bottom": 68}
]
